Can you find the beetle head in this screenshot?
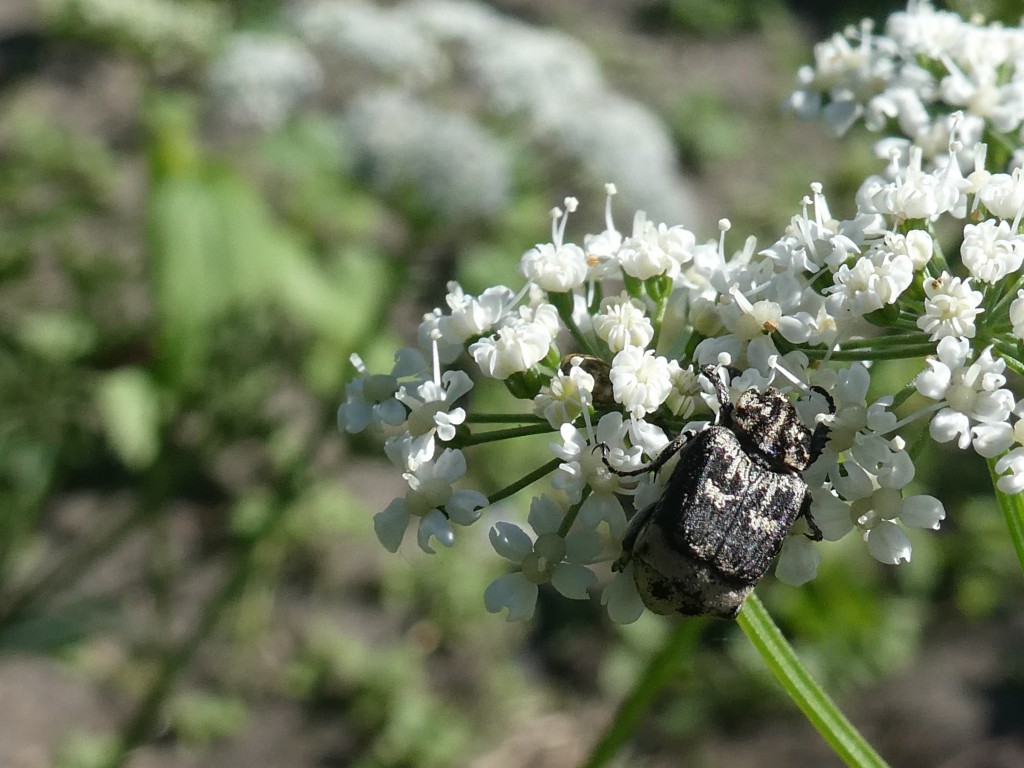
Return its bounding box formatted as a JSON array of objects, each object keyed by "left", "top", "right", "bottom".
[{"left": 731, "top": 388, "right": 813, "bottom": 470}]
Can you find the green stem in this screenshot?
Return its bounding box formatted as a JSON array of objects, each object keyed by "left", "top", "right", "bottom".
[
  {"left": 804, "top": 345, "right": 936, "bottom": 362},
  {"left": 0, "top": 505, "right": 146, "bottom": 624},
  {"left": 464, "top": 413, "right": 548, "bottom": 424},
  {"left": 556, "top": 488, "right": 590, "bottom": 537},
  {"left": 486, "top": 458, "right": 561, "bottom": 506},
  {"left": 550, "top": 290, "right": 600, "bottom": 357},
  {"left": 736, "top": 594, "right": 889, "bottom": 768},
  {"left": 457, "top": 423, "right": 555, "bottom": 446},
  {"left": 992, "top": 342, "right": 1024, "bottom": 377},
  {"left": 987, "top": 457, "right": 1024, "bottom": 576},
  {"left": 929, "top": 229, "right": 950, "bottom": 274},
  {"left": 103, "top": 492, "right": 292, "bottom": 768},
  {"left": 831, "top": 333, "right": 932, "bottom": 350},
  {"left": 990, "top": 272, "right": 1024, "bottom": 316},
  {"left": 582, "top": 619, "right": 704, "bottom": 768},
  {"left": 649, "top": 295, "right": 668, "bottom": 351}
]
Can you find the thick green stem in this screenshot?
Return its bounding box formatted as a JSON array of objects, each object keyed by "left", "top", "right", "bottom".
[
  {"left": 987, "top": 457, "right": 1024, "bottom": 575},
  {"left": 736, "top": 594, "right": 889, "bottom": 768}
]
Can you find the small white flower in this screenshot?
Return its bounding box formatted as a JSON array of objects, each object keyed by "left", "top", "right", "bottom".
[
  {"left": 960, "top": 219, "right": 1024, "bottom": 283},
  {"left": 617, "top": 211, "right": 678, "bottom": 280},
  {"left": 995, "top": 447, "right": 1024, "bottom": 494},
  {"left": 978, "top": 169, "right": 1024, "bottom": 219},
  {"left": 439, "top": 282, "right": 516, "bottom": 345},
  {"left": 884, "top": 229, "right": 933, "bottom": 270},
  {"left": 720, "top": 286, "right": 784, "bottom": 342},
  {"left": 390, "top": 369, "right": 472, "bottom": 469},
  {"left": 533, "top": 364, "right": 595, "bottom": 428},
  {"left": 609, "top": 345, "right": 673, "bottom": 418},
  {"left": 1010, "top": 290, "right": 1024, "bottom": 340},
  {"left": 826, "top": 249, "right": 914, "bottom": 316},
  {"left": 552, "top": 414, "right": 634, "bottom": 507},
  {"left": 867, "top": 146, "right": 962, "bottom": 220},
  {"left": 338, "top": 350, "right": 428, "bottom": 433},
  {"left": 520, "top": 241, "right": 589, "bottom": 292},
  {"left": 915, "top": 339, "right": 1015, "bottom": 455},
  {"left": 469, "top": 314, "right": 556, "bottom": 380},
  {"left": 373, "top": 448, "right": 488, "bottom": 554},
  {"left": 665, "top": 361, "right": 701, "bottom": 419},
  {"left": 813, "top": 459, "right": 944, "bottom": 566},
  {"left": 583, "top": 227, "right": 624, "bottom": 281},
  {"left": 917, "top": 273, "right": 983, "bottom": 340},
  {"left": 484, "top": 495, "right": 602, "bottom": 621},
  {"left": 593, "top": 293, "right": 654, "bottom": 353}
]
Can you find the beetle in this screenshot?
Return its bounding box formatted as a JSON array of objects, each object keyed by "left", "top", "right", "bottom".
[{"left": 607, "top": 364, "right": 832, "bottom": 618}]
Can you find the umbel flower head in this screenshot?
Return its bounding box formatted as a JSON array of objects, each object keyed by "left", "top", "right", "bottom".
[{"left": 341, "top": 7, "right": 1024, "bottom": 624}]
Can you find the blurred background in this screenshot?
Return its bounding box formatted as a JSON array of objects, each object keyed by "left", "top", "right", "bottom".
[{"left": 2, "top": 0, "right": 1024, "bottom": 766}]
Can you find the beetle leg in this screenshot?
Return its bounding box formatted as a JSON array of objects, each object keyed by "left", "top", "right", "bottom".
[
  {"left": 799, "top": 492, "right": 823, "bottom": 541},
  {"left": 612, "top": 500, "right": 653, "bottom": 571},
  {"left": 601, "top": 429, "right": 698, "bottom": 478},
  {"left": 807, "top": 385, "right": 835, "bottom": 464}
]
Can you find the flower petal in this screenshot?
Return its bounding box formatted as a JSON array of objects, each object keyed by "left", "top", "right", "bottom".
[
  {"left": 899, "top": 494, "right": 945, "bottom": 529},
  {"left": 527, "top": 495, "right": 564, "bottom": 535},
  {"left": 565, "top": 528, "right": 603, "bottom": 563},
  {"left": 484, "top": 573, "right": 538, "bottom": 622},
  {"left": 865, "top": 521, "right": 912, "bottom": 565},
  {"left": 601, "top": 565, "right": 645, "bottom": 624},
  {"left": 489, "top": 522, "right": 533, "bottom": 562},
  {"left": 417, "top": 509, "right": 454, "bottom": 554},
  {"left": 551, "top": 563, "right": 597, "bottom": 600},
  {"left": 579, "top": 493, "right": 628, "bottom": 541},
  {"left": 447, "top": 489, "right": 488, "bottom": 525},
  {"left": 810, "top": 489, "right": 854, "bottom": 541},
  {"left": 971, "top": 422, "right": 1014, "bottom": 457},
  {"left": 775, "top": 535, "right": 821, "bottom": 586},
  {"left": 929, "top": 408, "right": 970, "bottom": 446},
  {"left": 373, "top": 499, "right": 410, "bottom": 553}
]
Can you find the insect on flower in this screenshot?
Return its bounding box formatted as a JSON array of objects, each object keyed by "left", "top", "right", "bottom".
[{"left": 606, "top": 364, "right": 834, "bottom": 618}]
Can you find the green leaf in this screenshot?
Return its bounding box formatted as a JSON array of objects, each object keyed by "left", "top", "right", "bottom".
[
  {"left": 147, "top": 175, "right": 224, "bottom": 384},
  {"left": 16, "top": 312, "right": 98, "bottom": 362},
  {"left": 95, "top": 367, "right": 162, "bottom": 469},
  {"left": 987, "top": 456, "right": 1024, "bottom": 575}
]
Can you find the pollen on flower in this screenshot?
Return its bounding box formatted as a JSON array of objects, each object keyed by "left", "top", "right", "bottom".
[{"left": 917, "top": 273, "right": 983, "bottom": 340}]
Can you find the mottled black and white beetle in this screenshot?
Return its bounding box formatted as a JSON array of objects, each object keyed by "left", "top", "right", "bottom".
[{"left": 608, "top": 364, "right": 833, "bottom": 619}]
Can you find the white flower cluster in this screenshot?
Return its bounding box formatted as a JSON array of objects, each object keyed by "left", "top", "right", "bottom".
[
  {"left": 209, "top": 33, "right": 323, "bottom": 131},
  {"left": 341, "top": 133, "right": 1024, "bottom": 622},
  {"left": 342, "top": 6, "right": 1024, "bottom": 624},
  {"left": 206, "top": 0, "right": 698, "bottom": 223},
  {"left": 789, "top": 1, "right": 1024, "bottom": 169},
  {"left": 344, "top": 89, "right": 512, "bottom": 222}
]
